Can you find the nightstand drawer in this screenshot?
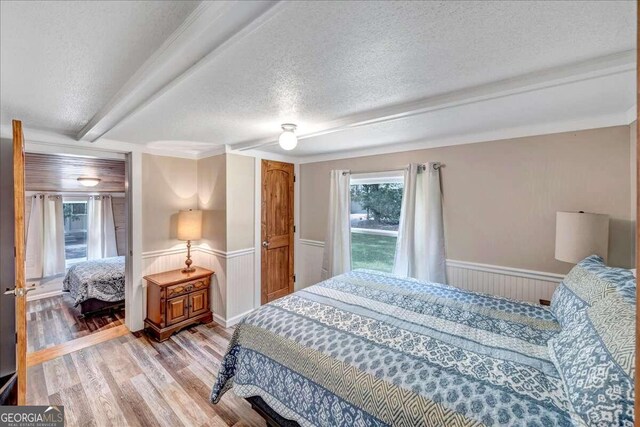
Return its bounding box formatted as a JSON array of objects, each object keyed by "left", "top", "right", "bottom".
[{"left": 166, "top": 277, "right": 210, "bottom": 298}]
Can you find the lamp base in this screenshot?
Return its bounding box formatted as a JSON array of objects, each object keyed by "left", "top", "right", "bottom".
[{"left": 182, "top": 240, "right": 195, "bottom": 274}]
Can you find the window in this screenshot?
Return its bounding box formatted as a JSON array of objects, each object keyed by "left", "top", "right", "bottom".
[
  {"left": 350, "top": 172, "right": 404, "bottom": 272},
  {"left": 63, "top": 199, "right": 88, "bottom": 266}
]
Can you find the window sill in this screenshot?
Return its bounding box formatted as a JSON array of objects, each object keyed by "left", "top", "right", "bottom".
[{"left": 351, "top": 228, "right": 398, "bottom": 237}]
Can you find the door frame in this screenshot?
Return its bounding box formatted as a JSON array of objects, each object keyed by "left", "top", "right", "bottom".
[
  {"left": 13, "top": 143, "right": 145, "bottom": 384},
  {"left": 13, "top": 120, "right": 27, "bottom": 405},
  {"left": 253, "top": 155, "right": 300, "bottom": 309}
]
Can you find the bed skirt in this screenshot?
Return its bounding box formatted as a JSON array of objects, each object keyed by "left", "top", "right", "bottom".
[{"left": 79, "top": 298, "right": 124, "bottom": 316}]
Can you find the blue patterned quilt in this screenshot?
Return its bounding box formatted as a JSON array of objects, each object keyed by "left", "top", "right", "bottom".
[{"left": 211, "top": 270, "right": 572, "bottom": 426}]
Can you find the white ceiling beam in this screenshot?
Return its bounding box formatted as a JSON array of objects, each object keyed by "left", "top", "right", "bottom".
[
  {"left": 294, "top": 111, "right": 633, "bottom": 164},
  {"left": 77, "top": 0, "right": 281, "bottom": 142},
  {"left": 230, "top": 49, "right": 636, "bottom": 152}
]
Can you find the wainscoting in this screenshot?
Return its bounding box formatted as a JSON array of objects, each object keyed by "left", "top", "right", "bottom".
[
  {"left": 141, "top": 245, "right": 255, "bottom": 328},
  {"left": 445, "top": 260, "right": 562, "bottom": 303},
  {"left": 299, "top": 239, "right": 562, "bottom": 304},
  {"left": 196, "top": 247, "right": 255, "bottom": 328}
]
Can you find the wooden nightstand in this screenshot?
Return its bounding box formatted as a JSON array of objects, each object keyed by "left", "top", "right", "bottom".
[{"left": 144, "top": 266, "right": 214, "bottom": 342}]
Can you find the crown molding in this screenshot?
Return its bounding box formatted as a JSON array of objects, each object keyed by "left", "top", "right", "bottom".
[
  {"left": 625, "top": 105, "right": 637, "bottom": 124},
  {"left": 195, "top": 145, "right": 230, "bottom": 160},
  {"left": 77, "top": 1, "right": 282, "bottom": 142},
  {"left": 225, "top": 147, "right": 300, "bottom": 164},
  {"left": 231, "top": 50, "right": 635, "bottom": 153},
  {"left": 0, "top": 123, "right": 204, "bottom": 160}
]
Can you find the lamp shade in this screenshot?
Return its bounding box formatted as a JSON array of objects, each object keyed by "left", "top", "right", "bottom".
[
  {"left": 555, "top": 211, "right": 609, "bottom": 264},
  {"left": 177, "top": 209, "right": 202, "bottom": 241}
]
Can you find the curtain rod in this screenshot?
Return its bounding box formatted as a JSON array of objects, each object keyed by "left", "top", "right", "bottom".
[{"left": 341, "top": 162, "right": 442, "bottom": 175}]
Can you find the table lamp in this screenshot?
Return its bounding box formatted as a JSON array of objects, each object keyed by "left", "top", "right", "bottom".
[
  {"left": 177, "top": 209, "right": 202, "bottom": 273},
  {"left": 555, "top": 211, "right": 609, "bottom": 264}
]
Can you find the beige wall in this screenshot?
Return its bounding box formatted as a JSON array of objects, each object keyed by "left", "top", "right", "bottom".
[
  {"left": 226, "top": 154, "right": 255, "bottom": 251},
  {"left": 301, "top": 125, "right": 635, "bottom": 274},
  {"left": 197, "top": 154, "right": 227, "bottom": 252},
  {"left": 144, "top": 153, "right": 254, "bottom": 254},
  {"left": 142, "top": 154, "right": 198, "bottom": 252}
]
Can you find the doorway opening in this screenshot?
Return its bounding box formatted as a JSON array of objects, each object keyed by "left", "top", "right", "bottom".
[{"left": 23, "top": 152, "right": 129, "bottom": 354}]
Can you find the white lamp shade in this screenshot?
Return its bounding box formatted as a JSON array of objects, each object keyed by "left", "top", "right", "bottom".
[
  {"left": 278, "top": 130, "right": 297, "bottom": 150},
  {"left": 555, "top": 211, "right": 609, "bottom": 264},
  {"left": 177, "top": 209, "right": 202, "bottom": 241}
]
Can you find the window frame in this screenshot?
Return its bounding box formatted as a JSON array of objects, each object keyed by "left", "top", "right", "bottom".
[{"left": 349, "top": 171, "right": 405, "bottom": 272}]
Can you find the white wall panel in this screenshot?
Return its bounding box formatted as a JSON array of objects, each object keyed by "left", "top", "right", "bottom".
[{"left": 298, "top": 240, "right": 563, "bottom": 304}]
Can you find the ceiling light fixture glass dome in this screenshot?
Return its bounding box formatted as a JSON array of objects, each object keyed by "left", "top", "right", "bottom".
[
  {"left": 77, "top": 177, "right": 101, "bottom": 187},
  {"left": 278, "top": 123, "right": 298, "bottom": 150}
]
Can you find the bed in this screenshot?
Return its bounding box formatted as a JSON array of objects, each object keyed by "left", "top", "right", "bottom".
[
  {"left": 211, "top": 269, "right": 575, "bottom": 426},
  {"left": 62, "top": 256, "right": 125, "bottom": 315}
]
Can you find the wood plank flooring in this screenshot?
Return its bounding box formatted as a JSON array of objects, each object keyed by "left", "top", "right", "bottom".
[
  {"left": 27, "top": 294, "right": 125, "bottom": 352},
  {"left": 27, "top": 324, "right": 130, "bottom": 367},
  {"left": 27, "top": 322, "right": 266, "bottom": 427}
]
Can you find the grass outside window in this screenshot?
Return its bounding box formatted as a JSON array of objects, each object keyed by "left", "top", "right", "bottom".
[{"left": 351, "top": 232, "right": 397, "bottom": 273}]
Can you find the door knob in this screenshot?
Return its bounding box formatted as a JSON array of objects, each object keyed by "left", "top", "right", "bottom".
[
  {"left": 262, "top": 240, "right": 269, "bottom": 248},
  {"left": 4, "top": 283, "right": 36, "bottom": 297}
]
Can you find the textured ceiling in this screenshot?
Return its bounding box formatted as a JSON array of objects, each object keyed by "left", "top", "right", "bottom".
[
  {"left": 0, "top": 1, "right": 636, "bottom": 157},
  {"left": 104, "top": 0, "right": 635, "bottom": 153},
  {"left": 259, "top": 70, "right": 635, "bottom": 157},
  {"left": 0, "top": 0, "right": 199, "bottom": 134}
]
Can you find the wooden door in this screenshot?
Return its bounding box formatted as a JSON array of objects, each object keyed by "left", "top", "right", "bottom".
[
  {"left": 166, "top": 296, "right": 188, "bottom": 325},
  {"left": 188, "top": 289, "right": 208, "bottom": 317},
  {"left": 0, "top": 122, "right": 22, "bottom": 405},
  {"left": 261, "top": 160, "right": 295, "bottom": 304}
]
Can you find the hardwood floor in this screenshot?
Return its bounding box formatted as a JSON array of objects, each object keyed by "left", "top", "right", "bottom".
[
  {"left": 27, "top": 324, "right": 130, "bottom": 367},
  {"left": 27, "top": 322, "right": 266, "bottom": 427},
  {"left": 27, "top": 294, "right": 125, "bottom": 352}
]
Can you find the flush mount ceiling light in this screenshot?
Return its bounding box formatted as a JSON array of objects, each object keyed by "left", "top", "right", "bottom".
[
  {"left": 77, "top": 177, "right": 101, "bottom": 187},
  {"left": 278, "top": 123, "right": 298, "bottom": 150}
]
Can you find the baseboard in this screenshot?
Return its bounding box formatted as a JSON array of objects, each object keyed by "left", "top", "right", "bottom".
[{"left": 213, "top": 309, "right": 254, "bottom": 328}]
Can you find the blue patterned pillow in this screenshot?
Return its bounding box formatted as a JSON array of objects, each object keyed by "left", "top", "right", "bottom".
[
  {"left": 550, "top": 255, "right": 636, "bottom": 326},
  {"left": 548, "top": 292, "right": 635, "bottom": 426}
]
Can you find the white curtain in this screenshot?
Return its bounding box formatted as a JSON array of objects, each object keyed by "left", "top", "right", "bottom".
[
  {"left": 321, "top": 170, "right": 352, "bottom": 280},
  {"left": 87, "top": 196, "right": 118, "bottom": 260},
  {"left": 393, "top": 163, "right": 447, "bottom": 283},
  {"left": 25, "top": 195, "right": 44, "bottom": 279},
  {"left": 43, "top": 195, "right": 66, "bottom": 277}
]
